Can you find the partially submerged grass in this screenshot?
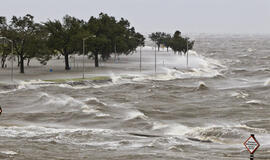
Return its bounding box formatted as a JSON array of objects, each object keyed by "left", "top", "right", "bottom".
[{"left": 44, "top": 76, "right": 111, "bottom": 83}]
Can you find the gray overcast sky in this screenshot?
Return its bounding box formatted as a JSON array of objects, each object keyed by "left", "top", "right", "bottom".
[{"left": 1, "top": 0, "right": 270, "bottom": 34}]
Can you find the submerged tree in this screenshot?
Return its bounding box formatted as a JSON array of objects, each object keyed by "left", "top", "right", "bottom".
[
  {"left": 149, "top": 32, "right": 166, "bottom": 51},
  {"left": 170, "top": 30, "right": 194, "bottom": 54},
  {"left": 149, "top": 30, "right": 194, "bottom": 54},
  {"left": 0, "top": 41, "right": 11, "bottom": 68},
  {"left": 0, "top": 13, "right": 144, "bottom": 72},
  {"left": 85, "top": 13, "right": 144, "bottom": 67},
  {"left": 45, "top": 15, "right": 87, "bottom": 70},
  {"left": 162, "top": 33, "right": 171, "bottom": 52},
  {"left": 0, "top": 14, "right": 49, "bottom": 73}
]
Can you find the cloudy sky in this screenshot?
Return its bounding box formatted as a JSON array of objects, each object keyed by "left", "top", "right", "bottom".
[{"left": 1, "top": 0, "right": 270, "bottom": 34}]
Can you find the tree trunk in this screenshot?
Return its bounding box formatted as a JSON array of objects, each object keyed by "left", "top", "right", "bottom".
[
  {"left": 17, "top": 55, "right": 20, "bottom": 67},
  {"left": 94, "top": 53, "right": 99, "bottom": 67},
  {"left": 20, "top": 54, "right": 24, "bottom": 73},
  {"left": 64, "top": 54, "right": 70, "bottom": 70},
  {"left": 27, "top": 58, "right": 31, "bottom": 67},
  {"left": 167, "top": 47, "right": 169, "bottom": 52},
  {"left": 1, "top": 56, "right": 7, "bottom": 68},
  {"left": 158, "top": 44, "right": 160, "bottom": 52}
]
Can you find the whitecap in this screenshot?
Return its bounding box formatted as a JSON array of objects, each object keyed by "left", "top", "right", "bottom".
[
  {"left": 231, "top": 91, "right": 249, "bottom": 99},
  {"left": 246, "top": 100, "right": 263, "bottom": 105},
  {"left": 84, "top": 97, "right": 108, "bottom": 106},
  {"left": 185, "top": 126, "right": 241, "bottom": 144},
  {"left": 197, "top": 81, "right": 208, "bottom": 90},
  {"left": 164, "top": 124, "right": 190, "bottom": 136},
  {"left": 0, "top": 125, "right": 116, "bottom": 138},
  {"left": 125, "top": 110, "right": 148, "bottom": 120},
  {"left": 17, "top": 79, "right": 53, "bottom": 90},
  {"left": 264, "top": 78, "right": 270, "bottom": 86},
  {"left": 152, "top": 122, "right": 168, "bottom": 130},
  {"left": 0, "top": 151, "right": 18, "bottom": 155}
]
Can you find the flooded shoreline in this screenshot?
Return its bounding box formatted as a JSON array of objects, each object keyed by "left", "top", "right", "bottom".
[{"left": 1, "top": 35, "right": 270, "bottom": 159}]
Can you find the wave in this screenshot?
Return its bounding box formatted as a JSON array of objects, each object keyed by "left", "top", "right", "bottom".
[
  {"left": 36, "top": 92, "right": 84, "bottom": 111},
  {"left": 125, "top": 110, "right": 148, "bottom": 120},
  {"left": 196, "top": 81, "right": 208, "bottom": 91},
  {"left": 0, "top": 125, "right": 116, "bottom": 138},
  {"left": 0, "top": 125, "right": 139, "bottom": 150},
  {"left": 81, "top": 104, "right": 110, "bottom": 117},
  {"left": 152, "top": 122, "right": 169, "bottom": 130},
  {"left": 246, "top": 100, "right": 264, "bottom": 105},
  {"left": 0, "top": 88, "right": 18, "bottom": 94},
  {"left": 184, "top": 123, "right": 268, "bottom": 144},
  {"left": 164, "top": 124, "right": 191, "bottom": 136},
  {"left": 0, "top": 80, "right": 46, "bottom": 94},
  {"left": 17, "top": 79, "right": 53, "bottom": 90},
  {"left": 231, "top": 91, "right": 249, "bottom": 99},
  {"left": 0, "top": 151, "right": 18, "bottom": 155},
  {"left": 264, "top": 78, "right": 270, "bottom": 86},
  {"left": 247, "top": 48, "right": 255, "bottom": 52},
  {"left": 158, "top": 121, "right": 266, "bottom": 144},
  {"left": 151, "top": 52, "right": 226, "bottom": 81},
  {"left": 72, "top": 51, "right": 226, "bottom": 85},
  {"left": 84, "top": 97, "right": 108, "bottom": 107},
  {"left": 235, "top": 124, "right": 267, "bottom": 134},
  {"left": 0, "top": 51, "right": 226, "bottom": 91},
  {"left": 26, "top": 92, "right": 109, "bottom": 118},
  {"left": 185, "top": 126, "right": 242, "bottom": 144}
]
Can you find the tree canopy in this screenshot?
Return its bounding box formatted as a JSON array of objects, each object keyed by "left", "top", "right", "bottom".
[
  {"left": 0, "top": 13, "right": 145, "bottom": 72},
  {"left": 44, "top": 15, "right": 87, "bottom": 70},
  {"left": 149, "top": 30, "right": 195, "bottom": 54},
  {"left": 0, "top": 14, "right": 50, "bottom": 73},
  {"left": 0, "top": 13, "right": 197, "bottom": 74},
  {"left": 85, "top": 13, "right": 144, "bottom": 67}
]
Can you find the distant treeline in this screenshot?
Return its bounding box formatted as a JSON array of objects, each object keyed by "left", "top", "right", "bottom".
[
  {"left": 0, "top": 13, "right": 194, "bottom": 73},
  {"left": 149, "top": 31, "right": 194, "bottom": 53}
]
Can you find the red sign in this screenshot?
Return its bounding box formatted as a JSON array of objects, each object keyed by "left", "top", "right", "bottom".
[{"left": 244, "top": 136, "right": 260, "bottom": 154}]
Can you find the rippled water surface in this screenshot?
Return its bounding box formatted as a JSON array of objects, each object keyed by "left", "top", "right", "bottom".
[{"left": 1, "top": 34, "right": 270, "bottom": 160}]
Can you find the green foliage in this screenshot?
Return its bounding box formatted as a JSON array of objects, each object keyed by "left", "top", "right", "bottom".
[
  {"left": 0, "top": 14, "right": 51, "bottom": 73},
  {"left": 44, "top": 15, "right": 88, "bottom": 70},
  {"left": 170, "top": 30, "right": 194, "bottom": 54},
  {"left": 1, "top": 13, "right": 145, "bottom": 72},
  {"left": 0, "top": 41, "right": 11, "bottom": 68},
  {"left": 85, "top": 13, "right": 144, "bottom": 67},
  {"left": 150, "top": 30, "right": 195, "bottom": 54},
  {"left": 149, "top": 32, "right": 166, "bottom": 51}
]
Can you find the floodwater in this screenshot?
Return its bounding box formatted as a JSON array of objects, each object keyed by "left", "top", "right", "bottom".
[{"left": 0, "top": 34, "right": 270, "bottom": 160}]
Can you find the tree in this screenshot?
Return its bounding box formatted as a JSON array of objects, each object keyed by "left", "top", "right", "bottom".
[
  {"left": 86, "top": 13, "right": 144, "bottom": 67},
  {"left": 24, "top": 25, "right": 52, "bottom": 66},
  {"left": 86, "top": 14, "right": 111, "bottom": 67},
  {"left": 0, "top": 41, "right": 11, "bottom": 68},
  {"left": 162, "top": 34, "right": 171, "bottom": 52},
  {"left": 149, "top": 32, "right": 166, "bottom": 51},
  {"left": 0, "top": 17, "right": 11, "bottom": 68},
  {"left": 45, "top": 15, "right": 87, "bottom": 70},
  {"left": 0, "top": 14, "right": 45, "bottom": 73},
  {"left": 170, "top": 30, "right": 194, "bottom": 54}
]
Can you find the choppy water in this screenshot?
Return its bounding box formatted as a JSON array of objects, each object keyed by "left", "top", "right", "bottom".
[{"left": 1, "top": 34, "right": 270, "bottom": 160}]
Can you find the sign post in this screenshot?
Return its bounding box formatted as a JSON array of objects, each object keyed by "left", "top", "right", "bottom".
[{"left": 244, "top": 134, "right": 260, "bottom": 160}]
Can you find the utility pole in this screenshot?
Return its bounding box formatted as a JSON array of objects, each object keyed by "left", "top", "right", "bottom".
[
  {"left": 186, "top": 39, "right": 189, "bottom": 68},
  {"left": 155, "top": 43, "right": 157, "bottom": 73},
  {"left": 139, "top": 46, "right": 142, "bottom": 72},
  {"left": 11, "top": 40, "right": 13, "bottom": 82},
  {"left": 82, "top": 35, "right": 96, "bottom": 79}
]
